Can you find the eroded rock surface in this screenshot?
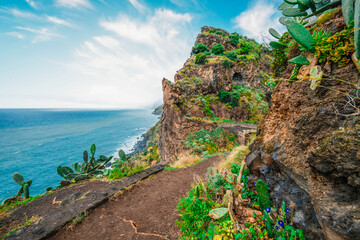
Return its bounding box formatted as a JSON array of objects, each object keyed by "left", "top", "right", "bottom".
[{"left": 247, "top": 55, "right": 360, "bottom": 239}]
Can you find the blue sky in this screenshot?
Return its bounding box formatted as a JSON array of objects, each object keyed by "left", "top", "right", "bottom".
[{"left": 0, "top": 0, "right": 282, "bottom": 108}]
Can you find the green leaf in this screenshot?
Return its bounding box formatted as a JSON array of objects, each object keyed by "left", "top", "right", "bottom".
[{"left": 209, "top": 208, "right": 228, "bottom": 219}]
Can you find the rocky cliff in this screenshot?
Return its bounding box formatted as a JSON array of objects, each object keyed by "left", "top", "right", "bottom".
[
  {"left": 159, "top": 26, "right": 271, "bottom": 163},
  {"left": 247, "top": 10, "right": 360, "bottom": 240}
]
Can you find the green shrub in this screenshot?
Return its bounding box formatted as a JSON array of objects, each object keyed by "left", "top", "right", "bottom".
[
  {"left": 194, "top": 43, "right": 209, "bottom": 53},
  {"left": 222, "top": 59, "right": 230, "bottom": 69},
  {"left": 195, "top": 53, "right": 207, "bottom": 65},
  {"left": 177, "top": 183, "right": 215, "bottom": 239},
  {"left": 212, "top": 44, "right": 224, "bottom": 55},
  {"left": 226, "top": 51, "right": 238, "bottom": 61},
  {"left": 228, "top": 33, "right": 240, "bottom": 46},
  {"left": 184, "top": 127, "right": 236, "bottom": 155},
  {"left": 217, "top": 90, "right": 240, "bottom": 108},
  {"left": 218, "top": 90, "right": 231, "bottom": 103},
  {"left": 215, "top": 30, "right": 226, "bottom": 36}
]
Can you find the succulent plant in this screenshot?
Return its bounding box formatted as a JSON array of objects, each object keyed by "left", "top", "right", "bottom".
[
  {"left": 118, "top": 149, "right": 126, "bottom": 161},
  {"left": 263, "top": 209, "right": 274, "bottom": 238},
  {"left": 282, "top": 8, "right": 308, "bottom": 17},
  {"left": 288, "top": 55, "right": 310, "bottom": 81},
  {"left": 46, "top": 186, "right": 53, "bottom": 192},
  {"left": 342, "top": 0, "right": 354, "bottom": 26},
  {"left": 284, "top": 19, "right": 315, "bottom": 52},
  {"left": 269, "top": 28, "right": 281, "bottom": 39},
  {"left": 270, "top": 41, "right": 287, "bottom": 50},
  {"left": 12, "top": 172, "right": 32, "bottom": 199},
  {"left": 355, "top": 0, "right": 360, "bottom": 59},
  {"left": 256, "top": 179, "right": 272, "bottom": 210},
  {"left": 57, "top": 144, "right": 113, "bottom": 183}
]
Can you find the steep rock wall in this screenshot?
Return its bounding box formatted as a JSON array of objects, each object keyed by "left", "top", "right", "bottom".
[
  {"left": 247, "top": 16, "right": 360, "bottom": 239},
  {"left": 159, "top": 26, "right": 271, "bottom": 163}
]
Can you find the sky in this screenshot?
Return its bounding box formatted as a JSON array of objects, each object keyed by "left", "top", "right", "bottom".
[{"left": 0, "top": 0, "right": 283, "bottom": 109}]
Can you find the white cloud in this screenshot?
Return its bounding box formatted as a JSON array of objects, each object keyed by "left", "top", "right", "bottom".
[
  {"left": 25, "top": 0, "right": 39, "bottom": 9},
  {"left": 55, "top": 0, "right": 92, "bottom": 9},
  {"left": 1, "top": 8, "right": 38, "bottom": 19},
  {"left": 16, "top": 26, "right": 63, "bottom": 43},
  {"left": 6, "top": 32, "right": 24, "bottom": 39},
  {"left": 70, "top": 9, "right": 194, "bottom": 108},
  {"left": 128, "top": 0, "right": 147, "bottom": 13},
  {"left": 233, "top": 0, "right": 284, "bottom": 42},
  {"left": 46, "top": 16, "right": 73, "bottom": 27}
]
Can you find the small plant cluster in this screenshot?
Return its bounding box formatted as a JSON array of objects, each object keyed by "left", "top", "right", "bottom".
[
  {"left": 2, "top": 142, "right": 155, "bottom": 209},
  {"left": 184, "top": 127, "right": 237, "bottom": 156},
  {"left": 218, "top": 90, "right": 240, "bottom": 108},
  {"left": 269, "top": 0, "right": 360, "bottom": 80},
  {"left": 177, "top": 160, "right": 308, "bottom": 240},
  {"left": 217, "top": 85, "right": 268, "bottom": 124},
  {"left": 107, "top": 149, "right": 148, "bottom": 180},
  {"left": 314, "top": 23, "right": 355, "bottom": 67},
  {"left": 193, "top": 29, "right": 263, "bottom": 68},
  {"left": 57, "top": 144, "right": 113, "bottom": 186}
]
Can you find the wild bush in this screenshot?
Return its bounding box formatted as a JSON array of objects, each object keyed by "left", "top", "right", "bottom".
[
  {"left": 195, "top": 53, "right": 207, "bottom": 65},
  {"left": 212, "top": 44, "right": 224, "bottom": 55}
]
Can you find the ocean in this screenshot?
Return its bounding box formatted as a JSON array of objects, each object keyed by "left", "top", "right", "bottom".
[{"left": 0, "top": 109, "right": 159, "bottom": 201}]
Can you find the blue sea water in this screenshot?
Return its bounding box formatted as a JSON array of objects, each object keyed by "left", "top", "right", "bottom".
[{"left": 0, "top": 109, "right": 159, "bottom": 201}]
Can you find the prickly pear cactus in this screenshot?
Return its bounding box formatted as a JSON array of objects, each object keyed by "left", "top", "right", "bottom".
[
  {"left": 83, "top": 150, "right": 88, "bottom": 162},
  {"left": 269, "top": 28, "right": 281, "bottom": 39},
  {"left": 256, "top": 180, "right": 272, "bottom": 210},
  {"left": 342, "top": 0, "right": 354, "bottom": 26},
  {"left": 90, "top": 143, "right": 96, "bottom": 156},
  {"left": 13, "top": 172, "right": 24, "bottom": 185},
  {"left": 270, "top": 41, "right": 287, "bottom": 50},
  {"left": 263, "top": 209, "right": 274, "bottom": 237},
  {"left": 355, "top": 0, "right": 360, "bottom": 59},
  {"left": 118, "top": 149, "right": 126, "bottom": 161},
  {"left": 23, "top": 183, "right": 29, "bottom": 199},
  {"left": 282, "top": 8, "right": 307, "bottom": 17},
  {"left": 284, "top": 19, "right": 315, "bottom": 52}
]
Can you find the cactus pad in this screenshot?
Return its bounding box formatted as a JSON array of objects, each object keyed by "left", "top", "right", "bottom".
[
  {"left": 288, "top": 55, "right": 310, "bottom": 65},
  {"left": 355, "top": 0, "right": 360, "bottom": 59},
  {"left": 342, "top": 0, "right": 355, "bottom": 26},
  {"left": 118, "top": 149, "right": 126, "bottom": 161},
  {"left": 13, "top": 172, "right": 24, "bottom": 185},
  {"left": 90, "top": 144, "right": 96, "bottom": 156},
  {"left": 278, "top": 1, "right": 295, "bottom": 10},
  {"left": 269, "top": 28, "right": 281, "bottom": 39},
  {"left": 83, "top": 150, "right": 88, "bottom": 162},
  {"left": 23, "top": 183, "right": 29, "bottom": 199},
  {"left": 256, "top": 180, "right": 272, "bottom": 210},
  {"left": 62, "top": 166, "right": 74, "bottom": 175},
  {"left": 282, "top": 8, "right": 307, "bottom": 17},
  {"left": 285, "top": 19, "right": 315, "bottom": 52},
  {"left": 270, "top": 41, "right": 287, "bottom": 50}
]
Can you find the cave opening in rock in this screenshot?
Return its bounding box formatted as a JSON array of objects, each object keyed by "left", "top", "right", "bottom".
[{"left": 232, "top": 72, "right": 242, "bottom": 82}]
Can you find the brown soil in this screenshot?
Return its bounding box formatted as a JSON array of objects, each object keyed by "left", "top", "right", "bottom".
[{"left": 47, "top": 155, "right": 222, "bottom": 240}]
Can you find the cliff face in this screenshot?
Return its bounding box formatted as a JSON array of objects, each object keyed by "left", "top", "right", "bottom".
[
  {"left": 159, "top": 26, "right": 271, "bottom": 163},
  {"left": 247, "top": 15, "right": 360, "bottom": 239}
]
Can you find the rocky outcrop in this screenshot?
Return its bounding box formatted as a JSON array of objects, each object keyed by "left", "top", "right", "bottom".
[
  {"left": 152, "top": 105, "right": 163, "bottom": 115},
  {"left": 246, "top": 17, "right": 360, "bottom": 240},
  {"left": 159, "top": 26, "right": 271, "bottom": 163}
]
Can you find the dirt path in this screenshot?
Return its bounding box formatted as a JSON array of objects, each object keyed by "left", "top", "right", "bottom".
[{"left": 48, "top": 155, "right": 222, "bottom": 240}]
